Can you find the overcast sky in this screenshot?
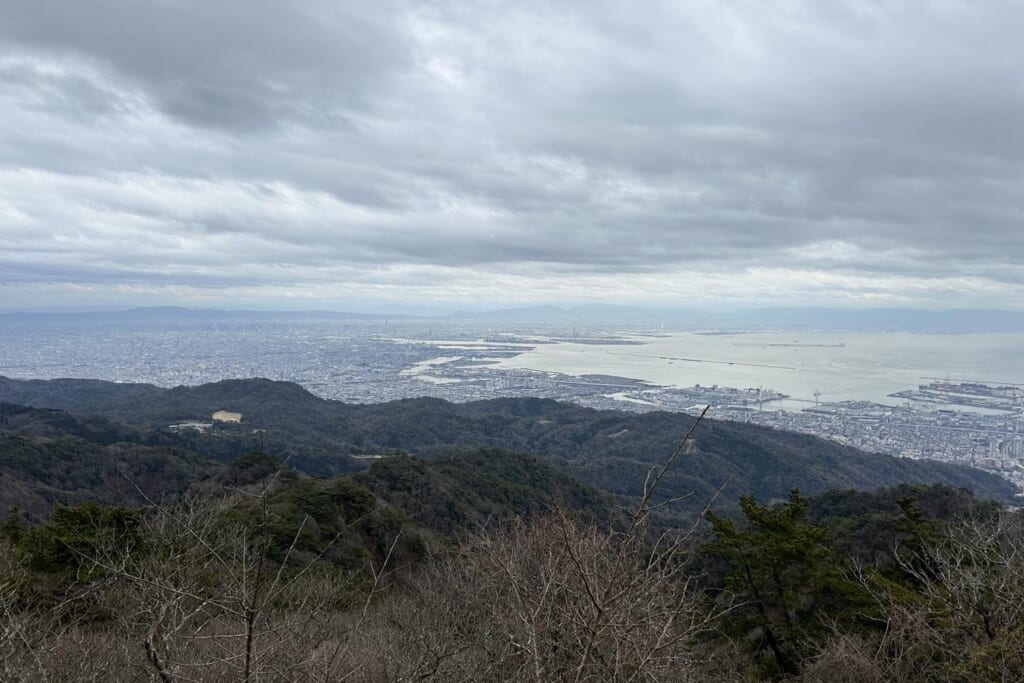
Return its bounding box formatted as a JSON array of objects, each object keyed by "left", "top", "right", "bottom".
[{"left": 1, "top": 1, "right": 1022, "bottom": 312}]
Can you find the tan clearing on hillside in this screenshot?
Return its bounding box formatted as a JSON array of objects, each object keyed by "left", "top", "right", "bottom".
[{"left": 212, "top": 410, "right": 242, "bottom": 423}]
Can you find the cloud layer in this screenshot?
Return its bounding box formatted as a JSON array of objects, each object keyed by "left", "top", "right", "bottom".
[{"left": 2, "top": 0, "right": 1023, "bottom": 310}]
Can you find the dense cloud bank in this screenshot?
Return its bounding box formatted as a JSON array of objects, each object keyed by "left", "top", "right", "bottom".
[{"left": 2, "top": 1, "right": 1023, "bottom": 310}]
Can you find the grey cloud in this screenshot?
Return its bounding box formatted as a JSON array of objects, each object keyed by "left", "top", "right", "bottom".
[
  {"left": 0, "top": 59, "right": 129, "bottom": 122},
  {"left": 1, "top": 0, "right": 1023, "bottom": 308},
  {"left": 0, "top": 0, "right": 410, "bottom": 129}
]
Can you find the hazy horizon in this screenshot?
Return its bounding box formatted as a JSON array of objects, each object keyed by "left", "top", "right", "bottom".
[
  {"left": 5, "top": 302, "right": 1024, "bottom": 336},
  {"left": 5, "top": 302, "right": 1024, "bottom": 316}
]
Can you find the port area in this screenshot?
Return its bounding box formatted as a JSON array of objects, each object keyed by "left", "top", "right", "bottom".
[
  {"left": 388, "top": 351, "right": 1024, "bottom": 490},
  {"left": 478, "top": 373, "right": 1024, "bottom": 492},
  {"left": 889, "top": 380, "right": 1023, "bottom": 413},
  {"left": 707, "top": 394, "right": 1024, "bottom": 492}
]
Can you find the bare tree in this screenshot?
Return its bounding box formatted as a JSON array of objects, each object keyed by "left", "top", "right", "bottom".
[
  {"left": 83, "top": 475, "right": 386, "bottom": 681},
  {"left": 1, "top": 537, "right": 139, "bottom": 682}
]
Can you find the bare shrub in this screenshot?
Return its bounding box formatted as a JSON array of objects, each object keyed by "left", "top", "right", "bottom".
[
  {"left": 804, "top": 510, "right": 1024, "bottom": 682},
  {"left": 354, "top": 512, "right": 723, "bottom": 681},
  {"left": 1, "top": 541, "right": 136, "bottom": 681},
  {"left": 345, "top": 408, "right": 728, "bottom": 682},
  {"left": 83, "top": 486, "right": 384, "bottom": 682}
]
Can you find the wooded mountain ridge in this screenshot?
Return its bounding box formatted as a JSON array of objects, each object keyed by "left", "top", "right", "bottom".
[{"left": 0, "top": 375, "right": 1017, "bottom": 522}]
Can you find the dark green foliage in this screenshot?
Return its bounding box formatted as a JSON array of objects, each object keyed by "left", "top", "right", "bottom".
[
  {"left": 357, "top": 449, "right": 617, "bottom": 535},
  {"left": 0, "top": 402, "right": 140, "bottom": 444},
  {"left": 17, "top": 501, "right": 145, "bottom": 574},
  {"left": 0, "top": 377, "right": 164, "bottom": 418},
  {"left": 217, "top": 451, "right": 289, "bottom": 487},
  {"left": 2, "top": 507, "right": 23, "bottom": 544},
  {"left": 214, "top": 455, "right": 429, "bottom": 572},
  {"left": 807, "top": 482, "right": 999, "bottom": 523},
  {"left": 0, "top": 428, "right": 219, "bottom": 521},
  {"left": 805, "top": 483, "right": 998, "bottom": 580},
  {"left": 700, "top": 483, "right": 1011, "bottom": 679},
  {"left": 705, "top": 491, "right": 874, "bottom": 678},
  {"left": 0, "top": 430, "right": 219, "bottom": 521}
]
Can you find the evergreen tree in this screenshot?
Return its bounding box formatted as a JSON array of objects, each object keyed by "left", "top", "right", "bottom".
[
  {"left": 705, "top": 490, "right": 872, "bottom": 678},
  {"left": 1, "top": 507, "right": 22, "bottom": 544}
]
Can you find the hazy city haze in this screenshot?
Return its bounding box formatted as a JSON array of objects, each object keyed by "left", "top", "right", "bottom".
[{"left": 2, "top": 1, "right": 1023, "bottom": 311}]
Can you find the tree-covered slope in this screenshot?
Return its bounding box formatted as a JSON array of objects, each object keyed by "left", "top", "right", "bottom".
[
  {"left": 0, "top": 376, "right": 1017, "bottom": 513},
  {"left": 0, "top": 402, "right": 614, "bottom": 537},
  {"left": 0, "top": 432, "right": 218, "bottom": 521},
  {"left": 356, "top": 449, "right": 617, "bottom": 535}
]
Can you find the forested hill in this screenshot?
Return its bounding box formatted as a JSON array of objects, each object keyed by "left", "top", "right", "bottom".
[
  {"left": 0, "top": 403, "right": 218, "bottom": 519},
  {"left": 0, "top": 376, "right": 1017, "bottom": 512}
]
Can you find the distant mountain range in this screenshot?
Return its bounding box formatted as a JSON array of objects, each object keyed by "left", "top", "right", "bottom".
[
  {"left": 0, "top": 306, "right": 418, "bottom": 328},
  {"left": 4, "top": 304, "right": 1024, "bottom": 332},
  {"left": 1, "top": 376, "right": 1016, "bottom": 524},
  {"left": 449, "top": 304, "right": 1024, "bottom": 332}
]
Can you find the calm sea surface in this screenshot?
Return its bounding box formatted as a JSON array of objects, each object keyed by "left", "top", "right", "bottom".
[{"left": 494, "top": 332, "right": 1024, "bottom": 405}]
